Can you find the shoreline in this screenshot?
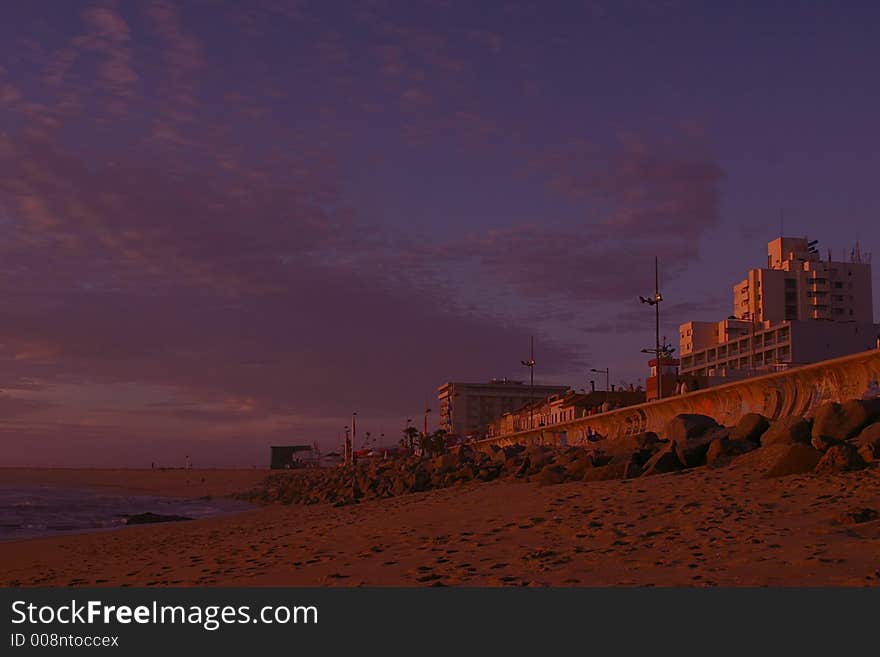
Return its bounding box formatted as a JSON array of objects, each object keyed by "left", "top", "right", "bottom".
[{"left": 2, "top": 462, "right": 879, "bottom": 587}]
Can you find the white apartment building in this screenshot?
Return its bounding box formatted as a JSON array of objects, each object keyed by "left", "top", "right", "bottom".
[{"left": 679, "top": 236, "right": 878, "bottom": 377}]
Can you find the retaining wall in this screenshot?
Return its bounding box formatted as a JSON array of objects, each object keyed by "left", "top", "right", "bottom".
[{"left": 479, "top": 348, "right": 880, "bottom": 448}]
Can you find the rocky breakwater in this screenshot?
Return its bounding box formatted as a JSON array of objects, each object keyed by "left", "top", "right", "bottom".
[{"left": 238, "top": 397, "right": 880, "bottom": 506}]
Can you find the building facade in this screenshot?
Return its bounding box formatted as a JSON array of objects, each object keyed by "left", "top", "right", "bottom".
[
  {"left": 437, "top": 379, "right": 570, "bottom": 438},
  {"left": 488, "top": 389, "right": 647, "bottom": 438},
  {"left": 680, "top": 236, "right": 878, "bottom": 377}
]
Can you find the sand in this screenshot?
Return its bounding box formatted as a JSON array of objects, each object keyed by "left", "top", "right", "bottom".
[{"left": 2, "top": 463, "right": 880, "bottom": 587}]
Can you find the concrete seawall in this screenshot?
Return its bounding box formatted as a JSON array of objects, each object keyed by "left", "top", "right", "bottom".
[{"left": 479, "top": 348, "right": 880, "bottom": 448}]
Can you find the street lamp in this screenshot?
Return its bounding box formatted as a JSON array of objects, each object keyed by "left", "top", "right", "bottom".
[
  {"left": 590, "top": 367, "right": 610, "bottom": 404},
  {"left": 639, "top": 256, "right": 665, "bottom": 399},
  {"left": 521, "top": 335, "right": 536, "bottom": 430}
]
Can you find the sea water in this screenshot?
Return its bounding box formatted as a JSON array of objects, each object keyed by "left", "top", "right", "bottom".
[{"left": 0, "top": 485, "right": 253, "bottom": 541}]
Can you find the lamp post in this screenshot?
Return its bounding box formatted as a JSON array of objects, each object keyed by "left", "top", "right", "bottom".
[
  {"left": 351, "top": 412, "right": 357, "bottom": 465},
  {"left": 521, "top": 335, "right": 536, "bottom": 430},
  {"left": 423, "top": 397, "right": 431, "bottom": 440},
  {"left": 640, "top": 256, "right": 665, "bottom": 399},
  {"left": 343, "top": 425, "right": 351, "bottom": 465}
]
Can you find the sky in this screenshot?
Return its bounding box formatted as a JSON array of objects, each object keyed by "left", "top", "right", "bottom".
[{"left": 1, "top": 1, "right": 878, "bottom": 467}]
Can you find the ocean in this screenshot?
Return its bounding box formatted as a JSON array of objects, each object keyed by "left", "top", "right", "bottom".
[{"left": 0, "top": 485, "right": 253, "bottom": 541}]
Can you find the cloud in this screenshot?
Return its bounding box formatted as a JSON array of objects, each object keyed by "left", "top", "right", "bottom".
[{"left": 412, "top": 134, "right": 724, "bottom": 304}]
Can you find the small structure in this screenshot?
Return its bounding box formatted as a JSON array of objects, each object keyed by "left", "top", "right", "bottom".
[{"left": 269, "top": 445, "right": 314, "bottom": 469}]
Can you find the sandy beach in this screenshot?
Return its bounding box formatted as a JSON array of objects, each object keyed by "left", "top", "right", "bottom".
[{"left": 2, "top": 461, "right": 879, "bottom": 587}]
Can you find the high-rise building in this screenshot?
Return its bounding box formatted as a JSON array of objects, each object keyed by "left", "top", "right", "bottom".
[
  {"left": 679, "top": 236, "right": 877, "bottom": 377},
  {"left": 437, "top": 379, "right": 570, "bottom": 438}
]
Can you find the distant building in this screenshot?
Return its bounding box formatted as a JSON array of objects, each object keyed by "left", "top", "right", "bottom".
[
  {"left": 437, "top": 379, "right": 570, "bottom": 438},
  {"left": 269, "top": 445, "right": 314, "bottom": 469},
  {"left": 488, "top": 389, "right": 646, "bottom": 438},
  {"left": 679, "top": 236, "right": 878, "bottom": 377}
]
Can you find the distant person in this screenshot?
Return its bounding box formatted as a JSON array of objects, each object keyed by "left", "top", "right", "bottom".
[
  {"left": 680, "top": 380, "right": 689, "bottom": 395},
  {"left": 673, "top": 379, "right": 681, "bottom": 395}
]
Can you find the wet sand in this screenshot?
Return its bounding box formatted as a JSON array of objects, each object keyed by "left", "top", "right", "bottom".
[{"left": 2, "top": 463, "right": 879, "bottom": 587}]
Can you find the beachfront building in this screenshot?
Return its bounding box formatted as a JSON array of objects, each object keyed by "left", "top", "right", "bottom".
[
  {"left": 487, "top": 389, "right": 646, "bottom": 438},
  {"left": 437, "top": 379, "right": 570, "bottom": 439},
  {"left": 679, "top": 236, "right": 878, "bottom": 377}
]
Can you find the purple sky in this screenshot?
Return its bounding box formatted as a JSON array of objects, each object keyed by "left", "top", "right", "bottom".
[{"left": 1, "top": 1, "right": 878, "bottom": 467}]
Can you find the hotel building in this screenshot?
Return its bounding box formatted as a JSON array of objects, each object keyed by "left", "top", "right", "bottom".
[
  {"left": 437, "top": 379, "right": 570, "bottom": 438},
  {"left": 679, "top": 236, "right": 878, "bottom": 378}
]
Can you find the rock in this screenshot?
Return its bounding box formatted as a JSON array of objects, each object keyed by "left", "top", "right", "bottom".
[
  {"left": 125, "top": 512, "right": 192, "bottom": 525},
  {"left": 811, "top": 400, "right": 878, "bottom": 444},
  {"left": 763, "top": 444, "right": 823, "bottom": 478},
  {"left": 858, "top": 444, "right": 876, "bottom": 464},
  {"left": 731, "top": 413, "right": 770, "bottom": 443},
  {"left": 811, "top": 434, "right": 843, "bottom": 452},
  {"left": 631, "top": 431, "right": 661, "bottom": 450},
  {"left": 642, "top": 442, "right": 684, "bottom": 476},
  {"left": 814, "top": 443, "right": 866, "bottom": 474},
  {"left": 587, "top": 449, "right": 612, "bottom": 467},
  {"left": 761, "top": 417, "right": 812, "bottom": 447},
  {"left": 536, "top": 465, "right": 566, "bottom": 486},
  {"left": 622, "top": 449, "right": 652, "bottom": 479},
  {"left": 664, "top": 414, "right": 719, "bottom": 444},
  {"left": 853, "top": 422, "right": 880, "bottom": 460},
  {"left": 582, "top": 456, "right": 628, "bottom": 482},
  {"left": 706, "top": 437, "right": 732, "bottom": 468},
  {"left": 564, "top": 455, "right": 591, "bottom": 480},
  {"left": 675, "top": 426, "right": 728, "bottom": 468}
]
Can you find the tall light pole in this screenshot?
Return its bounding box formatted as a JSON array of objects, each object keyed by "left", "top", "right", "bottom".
[
  {"left": 521, "top": 335, "right": 536, "bottom": 430},
  {"left": 343, "top": 425, "right": 351, "bottom": 465},
  {"left": 351, "top": 412, "right": 357, "bottom": 464},
  {"left": 590, "top": 367, "right": 610, "bottom": 404},
  {"left": 423, "top": 396, "right": 431, "bottom": 438},
  {"left": 640, "top": 256, "right": 666, "bottom": 399}
]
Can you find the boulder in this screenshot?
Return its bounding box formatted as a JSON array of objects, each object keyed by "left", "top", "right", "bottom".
[
  {"left": 814, "top": 443, "right": 866, "bottom": 474},
  {"left": 582, "top": 456, "right": 629, "bottom": 482},
  {"left": 852, "top": 422, "right": 880, "bottom": 461},
  {"left": 675, "top": 426, "right": 728, "bottom": 468},
  {"left": 631, "top": 431, "right": 661, "bottom": 450},
  {"left": 564, "top": 455, "right": 592, "bottom": 480},
  {"left": 664, "top": 414, "right": 720, "bottom": 444},
  {"left": 763, "top": 444, "right": 823, "bottom": 478},
  {"left": 811, "top": 400, "right": 879, "bottom": 444},
  {"left": 642, "top": 442, "right": 684, "bottom": 476},
  {"left": 731, "top": 413, "right": 770, "bottom": 444},
  {"left": 761, "top": 417, "right": 812, "bottom": 447},
  {"left": 536, "top": 465, "right": 566, "bottom": 486},
  {"left": 622, "top": 449, "right": 652, "bottom": 479},
  {"left": 126, "top": 512, "right": 192, "bottom": 525},
  {"left": 811, "top": 434, "right": 843, "bottom": 452},
  {"left": 705, "top": 437, "right": 732, "bottom": 468}
]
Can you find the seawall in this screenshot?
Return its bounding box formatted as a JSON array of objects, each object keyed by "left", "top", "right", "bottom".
[{"left": 478, "top": 348, "right": 880, "bottom": 448}]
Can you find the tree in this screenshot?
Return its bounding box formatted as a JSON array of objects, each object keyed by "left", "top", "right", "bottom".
[
  {"left": 402, "top": 425, "right": 419, "bottom": 452},
  {"left": 418, "top": 429, "right": 448, "bottom": 457}
]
